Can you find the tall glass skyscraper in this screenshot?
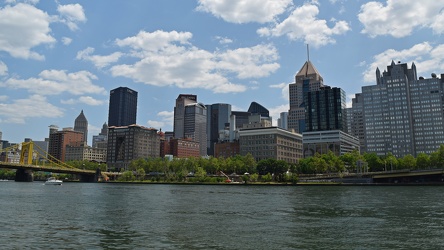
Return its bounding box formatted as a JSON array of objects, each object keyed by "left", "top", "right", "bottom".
[
  {"left": 206, "top": 103, "right": 231, "bottom": 156},
  {"left": 108, "top": 87, "right": 138, "bottom": 127}
]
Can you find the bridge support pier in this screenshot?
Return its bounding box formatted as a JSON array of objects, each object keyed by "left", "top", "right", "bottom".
[{"left": 15, "top": 168, "right": 33, "bottom": 182}]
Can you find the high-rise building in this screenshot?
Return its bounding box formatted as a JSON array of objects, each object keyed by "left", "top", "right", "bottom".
[
  {"left": 248, "top": 102, "right": 269, "bottom": 117},
  {"left": 74, "top": 110, "right": 88, "bottom": 145},
  {"left": 348, "top": 93, "right": 366, "bottom": 152},
  {"left": 277, "top": 112, "right": 288, "bottom": 130},
  {"left": 206, "top": 103, "right": 231, "bottom": 156},
  {"left": 107, "top": 124, "right": 160, "bottom": 171},
  {"left": 173, "top": 94, "right": 197, "bottom": 139},
  {"left": 305, "top": 86, "right": 347, "bottom": 132},
  {"left": 361, "top": 61, "right": 444, "bottom": 157},
  {"left": 288, "top": 60, "right": 324, "bottom": 133},
  {"left": 108, "top": 87, "right": 138, "bottom": 127},
  {"left": 184, "top": 103, "right": 207, "bottom": 156},
  {"left": 92, "top": 122, "right": 108, "bottom": 149},
  {"left": 48, "top": 128, "right": 84, "bottom": 162}
]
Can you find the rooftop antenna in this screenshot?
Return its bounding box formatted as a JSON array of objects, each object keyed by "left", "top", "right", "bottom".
[{"left": 307, "top": 44, "right": 310, "bottom": 62}]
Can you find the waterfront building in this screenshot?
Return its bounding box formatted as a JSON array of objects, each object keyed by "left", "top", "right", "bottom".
[
  {"left": 361, "top": 61, "right": 444, "bottom": 157},
  {"left": 173, "top": 94, "right": 197, "bottom": 139},
  {"left": 108, "top": 87, "right": 138, "bottom": 127},
  {"left": 184, "top": 103, "right": 207, "bottom": 156},
  {"left": 48, "top": 127, "right": 84, "bottom": 162},
  {"left": 167, "top": 138, "right": 200, "bottom": 158},
  {"left": 239, "top": 127, "right": 303, "bottom": 164},
  {"left": 65, "top": 145, "right": 106, "bottom": 163},
  {"left": 74, "top": 110, "right": 88, "bottom": 145},
  {"left": 305, "top": 86, "right": 347, "bottom": 132},
  {"left": 277, "top": 112, "right": 288, "bottom": 130},
  {"left": 214, "top": 141, "right": 240, "bottom": 158},
  {"left": 303, "top": 130, "right": 360, "bottom": 157},
  {"left": 206, "top": 103, "right": 231, "bottom": 156},
  {"left": 288, "top": 60, "right": 324, "bottom": 133},
  {"left": 106, "top": 124, "right": 160, "bottom": 171}
]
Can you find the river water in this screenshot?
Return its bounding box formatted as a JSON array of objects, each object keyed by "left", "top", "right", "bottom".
[{"left": 1, "top": 182, "right": 444, "bottom": 249}]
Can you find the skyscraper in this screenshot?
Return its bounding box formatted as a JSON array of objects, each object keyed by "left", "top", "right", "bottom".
[
  {"left": 288, "top": 60, "right": 324, "bottom": 133},
  {"left": 361, "top": 61, "right": 444, "bottom": 157},
  {"left": 305, "top": 86, "right": 347, "bottom": 132},
  {"left": 206, "top": 103, "right": 231, "bottom": 156},
  {"left": 108, "top": 87, "right": 138, "bottom": 127},
  {"left": 74, "top": 110, "right": 88, "bottom": 145},
  {"left": 173, "top": 94, "right": 197, "bottom": 139},
  {"left": 184, "top": 103, "right": 207, "bottom": 156},
  {"left": 277, "top": 112, "right": 288, "bottom": 130}
]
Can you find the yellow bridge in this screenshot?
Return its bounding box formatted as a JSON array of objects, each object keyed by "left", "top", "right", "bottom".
[{"left": 0, "top": 141, "right": 108, "bottom": 182}]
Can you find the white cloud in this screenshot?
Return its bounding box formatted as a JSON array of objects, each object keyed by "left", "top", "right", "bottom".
[
  {"left": 0, "top": 3, "right": 55, "bottom": 60},
  {"left": 363, "top": 42, "right": 444, "bottom": 83},
  {"left": 107, "top": 30, "right": 279, "bottom": 93},
  {"left": 60, "top": 96, "right": 105, "bottom": 106},
  {"left": 147, "top": 110, "right": 174, "bottom": 130},
  {"left": 76, "top": 47, "right": 123, "bottom": 69},
  {"left": 270, "top": 82, "right": 289, "bottom": 101},
  {"left": 358, "top": 1, "right": 444, "bottom": 38},
  {"left": 57, "top": 3, "right": 86, "bottom": 31},
  {"left": 215, "top": 36, "right": 233, "bottom": 44},
  {"left": 1, "top": 70, "right": 106, "bottom": 96},
  {"left": 61, "top": 37, "right": 72, "bottom": 45},
  {"left": 0, "top": 95, "right": 64, "bottom": 124},
  {"left": 0, "top": 95, "right": 8, "bottom": 101},
  {"left": 0, "top": 61, "right": 8, "bottom": 76},
  {"left": 257, "top": 4, "right": 350, "bottom": 47},
  {"left": 196, "top": 0, "right": 293, "bottom": 24}
]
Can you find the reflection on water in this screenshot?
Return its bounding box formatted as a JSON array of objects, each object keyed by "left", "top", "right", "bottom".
[{"left": 1, "top": 182, "right": 444, "bottom": 249}]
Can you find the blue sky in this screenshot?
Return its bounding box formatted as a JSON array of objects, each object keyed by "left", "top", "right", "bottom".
[{"left": 1, "top": 0, "right": 443, "bottom": 144}]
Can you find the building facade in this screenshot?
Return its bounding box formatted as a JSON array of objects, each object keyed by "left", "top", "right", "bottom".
[
  {"left": 92, "top": 122, "right": 108, "bottom": 149},
  {"left": 206, "top": 103, "right": 231, "bottom": 156},
  {"left": 303, "top": 130, "right": 360, "bottom": 157},
  {"left": 184, "top": 103, "right": 207, "bottom": 156},
  {"left": 288, "top": 60, "right": 324, "bottom": 133},
  {"left": 277, "top": 112, "right": 288, "bottom": 130},
  {"left": 108, "top": 87, "right": 138, "bottom": 127},
  {"left": 65, "top": 145, "right": 107, "bottom": 163},
  {"left": 48, "top": 128, "right": 84, "bottom": 162},
  {"left": 360, "top": 61, "right": 444, "bottom": 157},
  {"left": 173, "top": 94, "right": 197, "bottom": 139},
  {"left": 107, "top": 125, "right": 160, "bottom": 171},
  {"left": 239, "top": 127, "right": 303, "bottom": 164},
  {"left": 74, "top": 110, "right": 88, "bottom": 145},
  {"left": 347, "top": 93, "right": 366, "bottom": 152}
]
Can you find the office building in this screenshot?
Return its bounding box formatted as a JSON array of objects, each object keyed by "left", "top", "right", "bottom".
[
  {"left": 347, "top": 93, "right": 366, "bottom": 152},
  {"left": 65, "top": 145, "right": 106, "bottom": 163},
  {"left": 107, "top": 124, "right": 160, "bottom": 171},
  {"left": 248, "top": 102, "right": 269, "bottom": 117},
  {"left": 48, "top": 127, "right": 84, "bottom": 162},
  {"left": 92, "top": 122, "right": 108, "bottom": 149},
  {"left": 288, "top": 60, "right": 324, "bottom": 133},
  {"left": 206, "top": 103, "right": 231, "bottom": 156},
  {"left": 74, "top": 110, "right": 88, "bottom": 145},
  {"left": 173, "top": 94, "right": 197, "bottom": 139},
  {"left": 108, "top": 87, "right": 138, "bottom": 127},
  {"left": 277, "top": 112, "right": 288, "bottom": 130},
  {"left": 239, "top": 127, "right": 303, "bottom": 164},
  {"left": 361, "top": 61, "right": 444, "bottom": 157},
  {"left": 184, "top": 103, "right": 207, "bottom": 156}
]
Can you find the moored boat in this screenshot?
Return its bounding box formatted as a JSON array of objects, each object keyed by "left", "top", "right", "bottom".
[{"left": 45, "top": 177, "right": 63, "bottom": 185}]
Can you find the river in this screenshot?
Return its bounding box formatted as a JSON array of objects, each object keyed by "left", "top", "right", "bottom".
[{"left": 1, "top": 182, "right": 444, "bottom": 249}]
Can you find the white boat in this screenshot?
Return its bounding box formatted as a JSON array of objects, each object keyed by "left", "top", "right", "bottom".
[{"left": 45, "top": 177, "right": 63, "bottom": 185}]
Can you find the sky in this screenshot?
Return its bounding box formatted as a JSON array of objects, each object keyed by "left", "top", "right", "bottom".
[{"left": 0, "top": 0, "right": 444, "bottom": 144}]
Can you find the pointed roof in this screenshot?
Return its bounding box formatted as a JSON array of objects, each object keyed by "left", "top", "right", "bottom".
[
  {"left": 296, "top": 61, "right": 321, "bottom": 78},
  {"left": 75, "top": 110, "right": 87, "bottom": 123}
]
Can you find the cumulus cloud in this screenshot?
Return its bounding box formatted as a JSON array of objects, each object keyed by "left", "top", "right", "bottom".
[
  {"left": 105, "top": 30, "right": 279, "bottom": 93},
  {"left": 0, "top": 61, "right": 8, "bottom": 76},
  {"left": 362, "top": 42, "right": 444, "bottom": 83},
  {"left": 1, "top": 70, "right": 106, "bottom": 96},
  {"left": 215, "top": 36, "right": 233, "bottom": 44},
  {"left": 196, "top": 0, "right": 293, "bottom": 24},
  {"left": 76, "top": 47, "right": 123, "bottom": 69},
  {"left": 0, "top": 3, "right": 55, "bottom": 60},
  {"left": 57, "top": 3, "right": 86, "bottom": 31},
  {"left": 358, "top": 1, "right": 444, "bottom": 38},
  {"left": 0, "top": 95, "right": 64, "bottom": 124},
  {"left": 257, "top": 4, "right": 350, "bottom": 47},
  {"left": 147, "top": 110, "right": 174, "bottom": 130},
  {"left": 61, "top": 37, "right": 72, "bottom": 45},
  {"left": 61, "top": 96, "right": 105, "bottom": 106},
  {"left": 270, "top": 82, "right": 289, "bottom": 101}
]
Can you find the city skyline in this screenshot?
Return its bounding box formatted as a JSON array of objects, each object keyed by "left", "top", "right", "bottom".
[{"left": 1, "top": 1, "right": 443, "bottom": 143}]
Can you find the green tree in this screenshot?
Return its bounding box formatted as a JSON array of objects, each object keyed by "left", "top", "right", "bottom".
[
  {"left": 399, "top": 154, "right": 416, "bottom": 170},
  {"left": 430, "top": 145, "right": 444, "bottom": 168},
  {"left": 416, "top": 152, "right": 430, "bottom": 170},
  {"left": 363, "top": 153, "right": 384, "bottom": 172}
]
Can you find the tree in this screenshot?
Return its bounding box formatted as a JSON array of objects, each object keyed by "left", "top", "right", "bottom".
[
  {"left": 399, "top": 154, "right": 416, "bottom": 170},
  {"left": 430, "top": 145, "right": 444, "bottom": 168},
  {"left": 416, "top": 153, "right": 430, "bottom": 170},
  {"left": 363, "top": 153, "right": 384, "bottom": 172}
]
